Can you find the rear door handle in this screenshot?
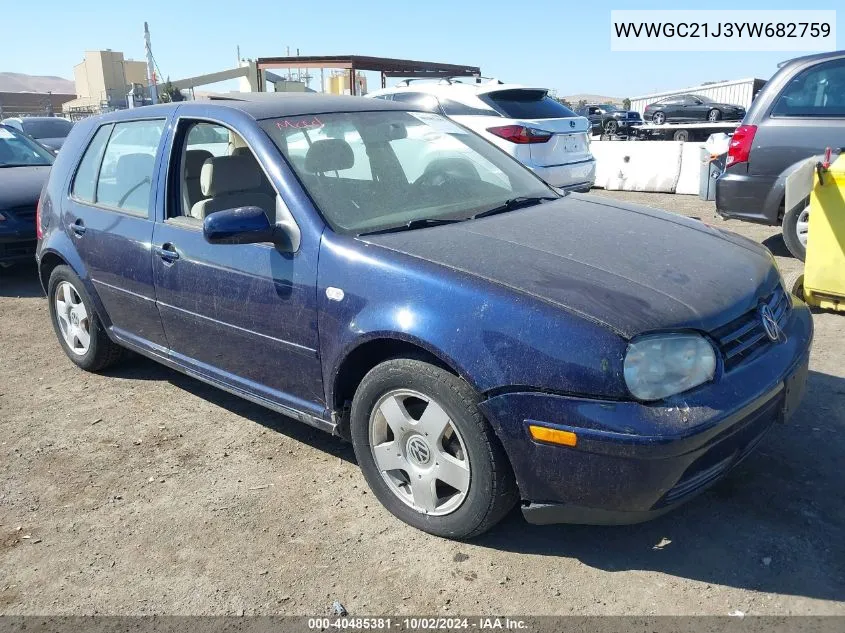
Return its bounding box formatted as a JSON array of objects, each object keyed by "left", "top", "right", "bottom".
[
  {"left": 155, "top": 243, "right": 180, "bottom": 263},
  {"left": 70, "top": 219, "right": 86, "bottom": 236}
]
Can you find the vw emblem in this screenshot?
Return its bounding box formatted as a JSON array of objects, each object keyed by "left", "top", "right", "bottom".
[
  {"left": 406, "top": 436, "right": 431, "bottom": 466},
  {"left": 569, "top": 120, "right": 576, "bottom": 128},
  {"left": 759, "top": 304, "right": 781, "bottom": 342}
]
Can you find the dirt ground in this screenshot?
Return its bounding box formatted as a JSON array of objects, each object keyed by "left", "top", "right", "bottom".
[{"left": 1, "top": 190, "right": 843, "bottom": 616}]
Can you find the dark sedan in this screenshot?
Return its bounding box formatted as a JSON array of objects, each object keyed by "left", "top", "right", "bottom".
[
  {"left": 644, "top": 94, "right": 746, "bottom": 125},
  {"left": 0, "top": 124, "right": 53, "bottom": 266},
  {"left": 36, "top": 97, "right": 811, "bottom": 538}
]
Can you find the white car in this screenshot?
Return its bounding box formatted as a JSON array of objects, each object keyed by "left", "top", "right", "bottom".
[{"left": 368, "top": 79, "right": 595, "bottom": 192}]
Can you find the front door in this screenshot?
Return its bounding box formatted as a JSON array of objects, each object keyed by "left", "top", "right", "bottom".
[
  {"left": 151, "top": 118, "right": 325, "bottom": 417},
  {"left": 64, "top": 118, "right": 169, "bottom": 349}
]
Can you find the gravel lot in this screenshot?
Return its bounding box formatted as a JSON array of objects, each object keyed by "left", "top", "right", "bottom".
[{"left": 1, "top": 190, "right": 843, "bottom": 616}]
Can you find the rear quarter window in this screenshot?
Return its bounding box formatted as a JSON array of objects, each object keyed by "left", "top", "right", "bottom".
[
  {"left": 71, "top": 125, "right": 113, "bottom": 203},
  {"left": 771, "top": 58, "right": 845, "bottom": 117},
  {"left": 480, "top": 90, "right": 577, "bottom": 119}
]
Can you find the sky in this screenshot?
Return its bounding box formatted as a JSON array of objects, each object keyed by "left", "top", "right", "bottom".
[{"left": 2, "top": 0, "right": 842, "bottom": 99}]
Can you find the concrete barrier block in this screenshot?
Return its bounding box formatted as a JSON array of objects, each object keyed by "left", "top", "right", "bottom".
[{"left": 590, "top": 141, "right": 684, "bottom": 193}]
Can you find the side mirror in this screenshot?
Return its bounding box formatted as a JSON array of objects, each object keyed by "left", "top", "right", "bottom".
[{"left": 203, "top": 206, "right": 295, "bottom": 250}]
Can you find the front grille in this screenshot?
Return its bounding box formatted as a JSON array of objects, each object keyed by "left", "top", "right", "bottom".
[
  {"left": 712, "top": 285, "right": 790, "bottom": 371},
  {"left": 627, "top": 112, "right": 641, "bottom": 120},
  {"left": 5, "top": 206, "right": 36, "bottom": 223}
]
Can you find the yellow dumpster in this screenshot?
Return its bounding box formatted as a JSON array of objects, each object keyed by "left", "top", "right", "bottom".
[{"left": 787, "top": 152, "right": 845, "bottom": 312}]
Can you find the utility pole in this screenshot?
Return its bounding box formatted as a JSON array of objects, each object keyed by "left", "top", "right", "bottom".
[{"left": 144, "top": 22, "right": 159, "bottom": 105}]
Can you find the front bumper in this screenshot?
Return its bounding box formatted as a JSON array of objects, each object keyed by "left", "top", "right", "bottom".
[
  {"left": 530, "top": 158, "right": 596, "bottom": 190},
  {"left": 0, "top": 230, "right": 37, "bottom": 264},
  {"left": 478, "top": 301, "right": 813, "bottom": 525}
]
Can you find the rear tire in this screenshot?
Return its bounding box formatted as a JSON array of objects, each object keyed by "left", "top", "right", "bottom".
[
  {"left": 47, "top": 265, "right": 124, "bottom": 372},
  {"left": 673, "top": 129, "right": 690, "bottom": 142},
  {"left": 782, "top": 203, "right": 809, "bottom": 261},
  {"left": 349, "top": 359, "right": 517, "bottom": 539},
  {"left": 652, "top": 111, "right": 666, "bottom": 125}
]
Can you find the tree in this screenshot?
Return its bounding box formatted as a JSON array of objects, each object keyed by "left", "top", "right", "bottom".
[
  {"left": 622, "top": 97, "right": 631, "bottom": 110},
  {"left": 159, "top": 77, "right": 184, "bottom": 103},
  {"left": 577, "top": 99, "right": 588, "bottom": 110}
]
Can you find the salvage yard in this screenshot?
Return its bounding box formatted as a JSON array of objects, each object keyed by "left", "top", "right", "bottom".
[{"left": 1, "top": 190, "right": 843, "bottom": 616}]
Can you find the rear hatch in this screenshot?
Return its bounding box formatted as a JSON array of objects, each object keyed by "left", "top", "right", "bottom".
[{"left": 481, "top": 89, "right": 592, "bottom": 167}]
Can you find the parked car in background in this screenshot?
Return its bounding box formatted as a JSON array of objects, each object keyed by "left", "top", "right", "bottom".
[
  {"left": 1, "top": 117, "right": 74, "bottom": 153},
  {"left": 368, "top": 79, "right": 595, "bottom": 192},
  {"left": 716, "top": 50, "right": 845, "bottom": 261},
  {"left": 0, "top": 124, "right": 54, "bottom": 266},
  {"left": 36, "top": 97, "right": 812, "bottom": 539},
  {"left": 577, "top": 103, "right": 643, "bottom": 136},
  {"left": 643, "top": 95, "right": 746, "bottom": 125}
]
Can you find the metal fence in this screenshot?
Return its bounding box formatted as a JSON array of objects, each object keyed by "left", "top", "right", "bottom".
[{"left": 0, "top": 92, "right": 76, "bottom": 119}]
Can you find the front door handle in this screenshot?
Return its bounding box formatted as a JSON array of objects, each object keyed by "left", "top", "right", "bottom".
[
  {"left": 70, "top": 219, "right": 86, "bottom": 236},
  {"left": 154, "top": 243, "right": 180, "bottom": 263}
]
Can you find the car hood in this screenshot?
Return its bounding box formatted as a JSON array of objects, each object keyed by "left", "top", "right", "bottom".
[
  {"left": 363, "top": 195, "right": 778, "bottom": 338},
  {"left": 36, "top": 137, "right": 65, "bottom": 151},
  {"left": 0, "top": 165, "right": 50, "bottom": 208}
]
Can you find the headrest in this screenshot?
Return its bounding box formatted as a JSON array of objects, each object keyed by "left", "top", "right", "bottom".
[
  {"left": 116, "top": 153, "right": 154, "bottom": 183},
  {"left": 185, "top": 149, "right": 213, "bottom": 177},
  {"left": 304, "top": 139, "right": 354, "bottom": 173},
  {"left": 200, "top": 155, "right": 262, "bottom": 197},
  {"left": 231, "top": 146, "right": 251, "bottom": 157}
]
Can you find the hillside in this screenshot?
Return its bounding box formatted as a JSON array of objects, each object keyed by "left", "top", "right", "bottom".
[
  {"left": 559, "top": 93, "right": 623, "bottom": 105},
  {"left": 0, "top": 72, "right": 75, "bottom": 94}
]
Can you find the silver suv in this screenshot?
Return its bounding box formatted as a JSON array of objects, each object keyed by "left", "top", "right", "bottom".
[{"left": 716, "top": 50, "right": 845, "bottom": 261}]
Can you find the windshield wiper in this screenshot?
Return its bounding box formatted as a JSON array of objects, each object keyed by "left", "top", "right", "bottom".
[
  {"left": 358, "top": 217, "right": 465, "bottom": 236},
  {"left": 472, "top": 196, "right": 558, "bottom": 220},
  {"left": 0, "top": 163, "right": 51, "bottom": 168}
]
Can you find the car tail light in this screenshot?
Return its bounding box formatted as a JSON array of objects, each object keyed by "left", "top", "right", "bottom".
[
  {"left": 486, "top": 125, "right": 553, "bottom": 144},
  {"left": 726, "top": 125, "right": 757, "bottom": 167},
  {"left": 36, "top": 197, "right": 43, "bottom": 239}
]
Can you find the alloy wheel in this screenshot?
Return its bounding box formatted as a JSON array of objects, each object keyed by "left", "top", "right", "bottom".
[
  {"left": 369, "top": 389, "right": 471, "bottom": 516},
  {"left": 797, "top": 206, "right": 809, "bottom": 248},
  {"left": 653, "top": 112, "right": 665, "bottom": 125},
  {"left": 55, "top": 281, "right": 90, "bottom": 356}
]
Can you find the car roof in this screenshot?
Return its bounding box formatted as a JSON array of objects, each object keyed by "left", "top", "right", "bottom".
[
  {"left": 777, "top": 49, "right": 845, "bottom": 69},
  {"left": 96, "top": 94, "right": 419, "bottom": 123},
  {"left": 369, "top": 81, "right": 548, "bottom": 98}
]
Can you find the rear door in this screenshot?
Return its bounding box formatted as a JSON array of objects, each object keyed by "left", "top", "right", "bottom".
[
  {"left": 64, "top": 118, "right": 169, "bottom": 349},
  {"left": 479, "top": 89, "right": 591, "bottom": 167},
  {"left": 751, "top": 56, "right": 845, "bottom": 178}
]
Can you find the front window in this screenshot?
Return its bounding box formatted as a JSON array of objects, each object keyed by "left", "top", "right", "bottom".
[
  {"left": 261, "top": 111, "right": 556, "bottom": 235},
  {"left": 0, "top": 126, "right": 54, "bottom": 167}
]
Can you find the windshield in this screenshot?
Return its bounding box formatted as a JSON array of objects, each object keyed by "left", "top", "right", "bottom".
[
  {"left": 601, "top": 104, "right": 622, "bottom": 112},
  {"left": 22, "top": 118, "right": 73, "bottom": 139},
  {"left": 0, "top": 126, "right": 55, "bottom": 167},
  {"left": 261, "top": 111, "right": 556, "bottom": 235}
]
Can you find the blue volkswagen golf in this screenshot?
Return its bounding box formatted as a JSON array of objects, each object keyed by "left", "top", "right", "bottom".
[{"left": 35, "top": 96, "right": 812, "bottom": 538}]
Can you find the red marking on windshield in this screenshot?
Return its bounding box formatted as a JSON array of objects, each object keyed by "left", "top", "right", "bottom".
[{"left": 277, "top": 117, "right": 323, "bottom": 130}]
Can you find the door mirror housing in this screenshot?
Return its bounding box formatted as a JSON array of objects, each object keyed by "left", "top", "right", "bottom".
[{"left": 203, "top": 206, "right": 297, "bottom": 251}]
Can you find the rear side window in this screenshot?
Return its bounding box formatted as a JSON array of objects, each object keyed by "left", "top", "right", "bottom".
[
  {"left": 391, "top": 92, "right": 442, "bottom": 113},
  {"left": 95, "top": 120, "right": 165, "bottom": 216},
  {"left": 481, "top": 90, "right": 577, "bottom": 119},
  {"left": 439, "top": 98, "right": 500, "bottom": 117},
  {"left": 772, "top": 58, "right": 845, "bottom": 117},
  {"left": 71, "top": 125, "right": 112, "bottom": 203}
]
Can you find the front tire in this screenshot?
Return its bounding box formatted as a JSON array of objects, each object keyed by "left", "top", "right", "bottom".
[
  {"left": 47, "top": 265, "right": 124, "bottom": 372},
  {"left": 707, "top": 108, "right": 722, "bottom": 122},
  {"left": 350, "top": 359, "right": 517, "bottom": 539},
  {"left": 782, "top": 203, "right": 809, "bottom": 261},
  {"left": 604, "top": 119, "right": 618, "bottom": 136}
]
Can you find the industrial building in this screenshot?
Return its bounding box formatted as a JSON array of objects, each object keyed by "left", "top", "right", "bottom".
[
  {"left": 0, "top": 91, "right": 75, "bottom": 118},
  {"left": 630, "top": 78, "right": 767, "bottom": 115},
  {"left": 62, "top": 50, "right": 149, "bottom": 116}
]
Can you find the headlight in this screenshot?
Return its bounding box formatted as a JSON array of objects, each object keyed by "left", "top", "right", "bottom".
[{"left": 624, "top": 333, "right": 717, "bottom": 401}]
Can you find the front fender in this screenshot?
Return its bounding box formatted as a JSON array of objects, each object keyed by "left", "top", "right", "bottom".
[{"left": 316, "top": 233, "right": 629, "bottom": 408}]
